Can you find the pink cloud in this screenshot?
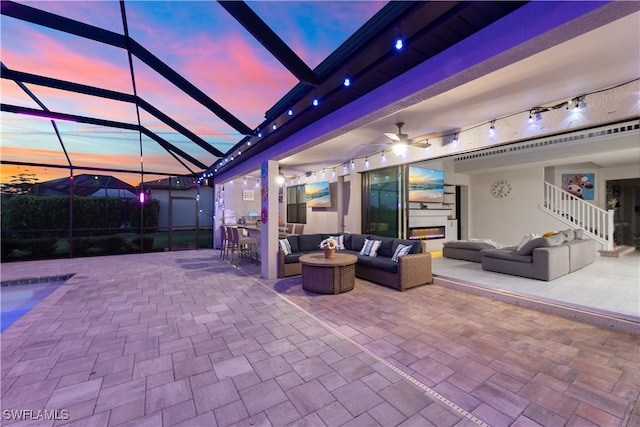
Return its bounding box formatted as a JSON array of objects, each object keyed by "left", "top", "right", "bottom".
[{"left": 2, "top": 23, "right": 131, "bottom": 92}]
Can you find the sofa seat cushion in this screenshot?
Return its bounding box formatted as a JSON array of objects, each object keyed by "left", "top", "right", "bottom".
[
  {"left": 376, "top": 237, "right": 396, "bottom": 258},
  {"left": 368, "top": 257, "right": 398, "bottom": 273},
  {"left": 349, "top": 234, "right": 368, "bottom": 252},
  {"left": 286, "top": 235, "right": 300, "bottom": 253},
  {"left": 297, "top": 234, "right": 324, "bottom": 251},
  {"left": 355, "top": 254, "right": 373, "bottom": 267},
  {"left": 341, "top": 234, "right": 353, "bottom": 251},
  {"left": 443, "top": 240, "right": 497, "bottom": 251},
  {"left": 284, "top": 251, "right": 321, "bottom": 264},
  {"left": 481, "top": 248, "right": 532, "bottom": 263}
]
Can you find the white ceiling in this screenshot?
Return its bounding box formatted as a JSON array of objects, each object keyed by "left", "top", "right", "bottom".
[{"left": 278, "top": 10, "right": 640, "bottom": 177}]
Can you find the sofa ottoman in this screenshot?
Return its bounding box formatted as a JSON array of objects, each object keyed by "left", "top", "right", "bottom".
[{"left": 442, "top": 240, "right": 501, "bottom": 262}]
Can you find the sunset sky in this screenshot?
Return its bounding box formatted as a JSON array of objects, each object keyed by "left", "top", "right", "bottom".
[{"left": 1, "top": 1, "right": 386, "bottom": 185}]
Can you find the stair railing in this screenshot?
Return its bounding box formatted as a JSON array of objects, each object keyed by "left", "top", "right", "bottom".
[{"left": 541, "top": 181, "right": 614, "bottom": 250}]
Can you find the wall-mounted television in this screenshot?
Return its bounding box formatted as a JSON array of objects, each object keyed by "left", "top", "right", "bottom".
[
  {"left": 408, "top": 167, "right": 444, "bottom": 203},
  {"left": 305, "top": 181, "right": 332, "bottom": 208}
]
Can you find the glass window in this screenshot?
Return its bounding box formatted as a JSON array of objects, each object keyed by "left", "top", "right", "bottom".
[{"left": 286, "top": 184, "right": 306, "bottom": 224}]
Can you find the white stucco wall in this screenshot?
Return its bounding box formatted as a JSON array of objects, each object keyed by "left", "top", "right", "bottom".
[
  {"left": 468, "top": 166, "right": 572, "bottom": 246},
  {"left": 465, "top": 160, "right": 639, "bottom": 248}
]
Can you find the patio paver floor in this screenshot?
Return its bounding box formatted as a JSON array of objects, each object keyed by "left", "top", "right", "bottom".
[{"left": 0, "top": 250, "right": 638, "bottom": 426}]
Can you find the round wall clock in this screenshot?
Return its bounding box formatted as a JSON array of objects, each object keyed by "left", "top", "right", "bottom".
[{"left": 491, "top": 180, "right": 512, "bottom": 198}]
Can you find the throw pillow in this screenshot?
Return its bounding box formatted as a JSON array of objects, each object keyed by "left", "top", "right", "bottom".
[
  {"left": 360, "top": 239, "right": 382, "bottom": 257},
  {"left": 516, "top": 234, "right": 564, "bottom": 256},
  {"left": 278, "top": 238, "right": 292, "bottom": 255},
  {"left": 516, "top": 233, "right": 539, "bottom": 251},
  {"left": 542, "top": 231, "right": 556, "bottom": 238},
  {"left": 561, "top": 229, "right": 575, "bottom": 242},
  {"left": 469, "top": 238, "right": 501, "bottom": 248},
  {"left": 574, "top": 229, "right": 585, "bottom": 239},
  {"left": 329, "top": 235, "right": 345, "bottom": 250},
  {"left": 391, "top": 243, "right": 413, "bottom": 262},
  {"left": 516, "top": 237, "right": 548, "bottom": 255}
]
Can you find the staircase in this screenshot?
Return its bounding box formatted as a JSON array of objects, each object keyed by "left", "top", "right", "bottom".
[{"left": 540, "top": 181, "right": 614, "bottom": 250}]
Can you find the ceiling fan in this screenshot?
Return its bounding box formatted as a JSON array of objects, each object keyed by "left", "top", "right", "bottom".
[{"left": 383, "top": 122, "right": 433, "bottom": 154}]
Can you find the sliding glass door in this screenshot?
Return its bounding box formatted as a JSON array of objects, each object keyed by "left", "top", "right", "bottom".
[{"left": 362, "top": 166, "right": 403, "bottom": 237}]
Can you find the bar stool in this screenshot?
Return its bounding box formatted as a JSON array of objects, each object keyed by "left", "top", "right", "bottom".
[
  {"left": 220, "top": 226, "right": 229, "bottom": 259},
  {"left": 229, "top": 227, "right": 257, "bottom": 265}
]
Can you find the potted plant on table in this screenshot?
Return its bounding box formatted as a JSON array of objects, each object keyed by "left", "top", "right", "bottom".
[{"left": 319, "top": 237, "right": 338, "bottom": 259}]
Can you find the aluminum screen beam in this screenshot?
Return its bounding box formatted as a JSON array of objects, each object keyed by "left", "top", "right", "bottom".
[
  {"left": 0, "top": 0, "right": 253, "bottom": 136},
  {"left": 218, "top": 1, "right": 320, "bottom": 87},
  {"left": 1, "top": 104, "right": 208, "bottom": 170}
]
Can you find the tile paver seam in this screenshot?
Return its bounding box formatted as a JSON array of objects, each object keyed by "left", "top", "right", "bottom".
[{"left": 244, "top": 273, "right": 492, "bottom": 427}]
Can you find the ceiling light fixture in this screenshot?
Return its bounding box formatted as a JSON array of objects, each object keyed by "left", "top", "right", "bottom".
[
  {"left": 489, "top": 120, "right": 496, "bottom": 132},
  {"left": 394, "top": 35, "right": 404, "bottom": 51},
  {"left": 381, "top": 152, "right": 386, "bottom": 160},
  {"left": 365, "top": 157, "right": 369, "bottom": 168},
  {"left": 343, "top": 76, "right": 351, "bottom": 87},
  {"left": 312, "top": 96, "right": 319, "bottom": 107},
  {"left": 453, "top": 133, "right": 459, "bottom": 143},
  {"left": 272, "top": 123, "right": 277, "bottom": 130},
  {"left": 287, "top": 109, "right": 293, "bottom": 116},
  {"left": 351, "top": 159, "right": 355, "bottom": 168},
  {"left": 572, "top": 95, "right": 587, "bottom": 110},
  {"left": 392, "top": 141, "right": 408, "bottom": 156}
]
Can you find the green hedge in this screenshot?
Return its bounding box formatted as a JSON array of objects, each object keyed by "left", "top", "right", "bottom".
[
  {"left": 70, "top": 235, "right": 130, "bottom": 256},
  {"left": 1, "top": 237, "right": 57, "bottom": 260},
  {"left": 1, "top": 195, "right": 160, "bottom": 236}
]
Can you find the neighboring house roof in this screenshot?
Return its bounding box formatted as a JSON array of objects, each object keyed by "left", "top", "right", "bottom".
[
  {"left": 142, "top": 176, "right": 197, "bottom": 191},
  {"left": 35, "top": 174, "right": 136, "bottom": 197}
]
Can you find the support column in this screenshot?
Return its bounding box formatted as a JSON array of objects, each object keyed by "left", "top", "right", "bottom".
[
  {"left": 213, "top": 183, "right": 224, "bottom": 250},
  {"left": 337, "top": 175, "right": 344, "bottom": 233},
  {"left": 345, "top": 169, "right": 362, "bottom": 234},
  {"left": 260, "top": 160, "right": 279, "bottom": 279}
]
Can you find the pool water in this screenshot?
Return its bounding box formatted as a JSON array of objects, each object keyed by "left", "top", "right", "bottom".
[{"left": 1, "top": 279, "right": 67, "bottom": 332}]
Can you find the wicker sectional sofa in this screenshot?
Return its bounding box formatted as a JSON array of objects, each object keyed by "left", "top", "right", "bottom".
[{"left": 278, "top": 233, "right": 432, "bottom": 291}]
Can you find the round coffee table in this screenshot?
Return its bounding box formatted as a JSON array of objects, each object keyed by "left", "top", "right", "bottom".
[{"left": 298, "top": 253, "right": 358, "bottom": 294}]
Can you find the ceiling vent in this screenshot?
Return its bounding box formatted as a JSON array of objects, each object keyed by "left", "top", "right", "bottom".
[{"left": 454, "top": 120, "right": 639, "bottom": 163}]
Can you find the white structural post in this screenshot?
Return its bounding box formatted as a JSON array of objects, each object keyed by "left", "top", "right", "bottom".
[
  {"left": 260, "top": 160, "right": 279, "bottom": 279},
  {"left": 607, "top": 209, "right": 615, "bottom": 251}
]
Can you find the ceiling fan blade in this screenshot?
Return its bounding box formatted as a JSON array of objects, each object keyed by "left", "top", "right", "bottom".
[
  {"left": 384, "top": 132, "right": 400, "bottom": 141},
  {"left": 412, "top": 141, "right": 432, "bottom": 148},
  {"left": 408, "top": 132, "right": 438, "bottom": 145}
]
